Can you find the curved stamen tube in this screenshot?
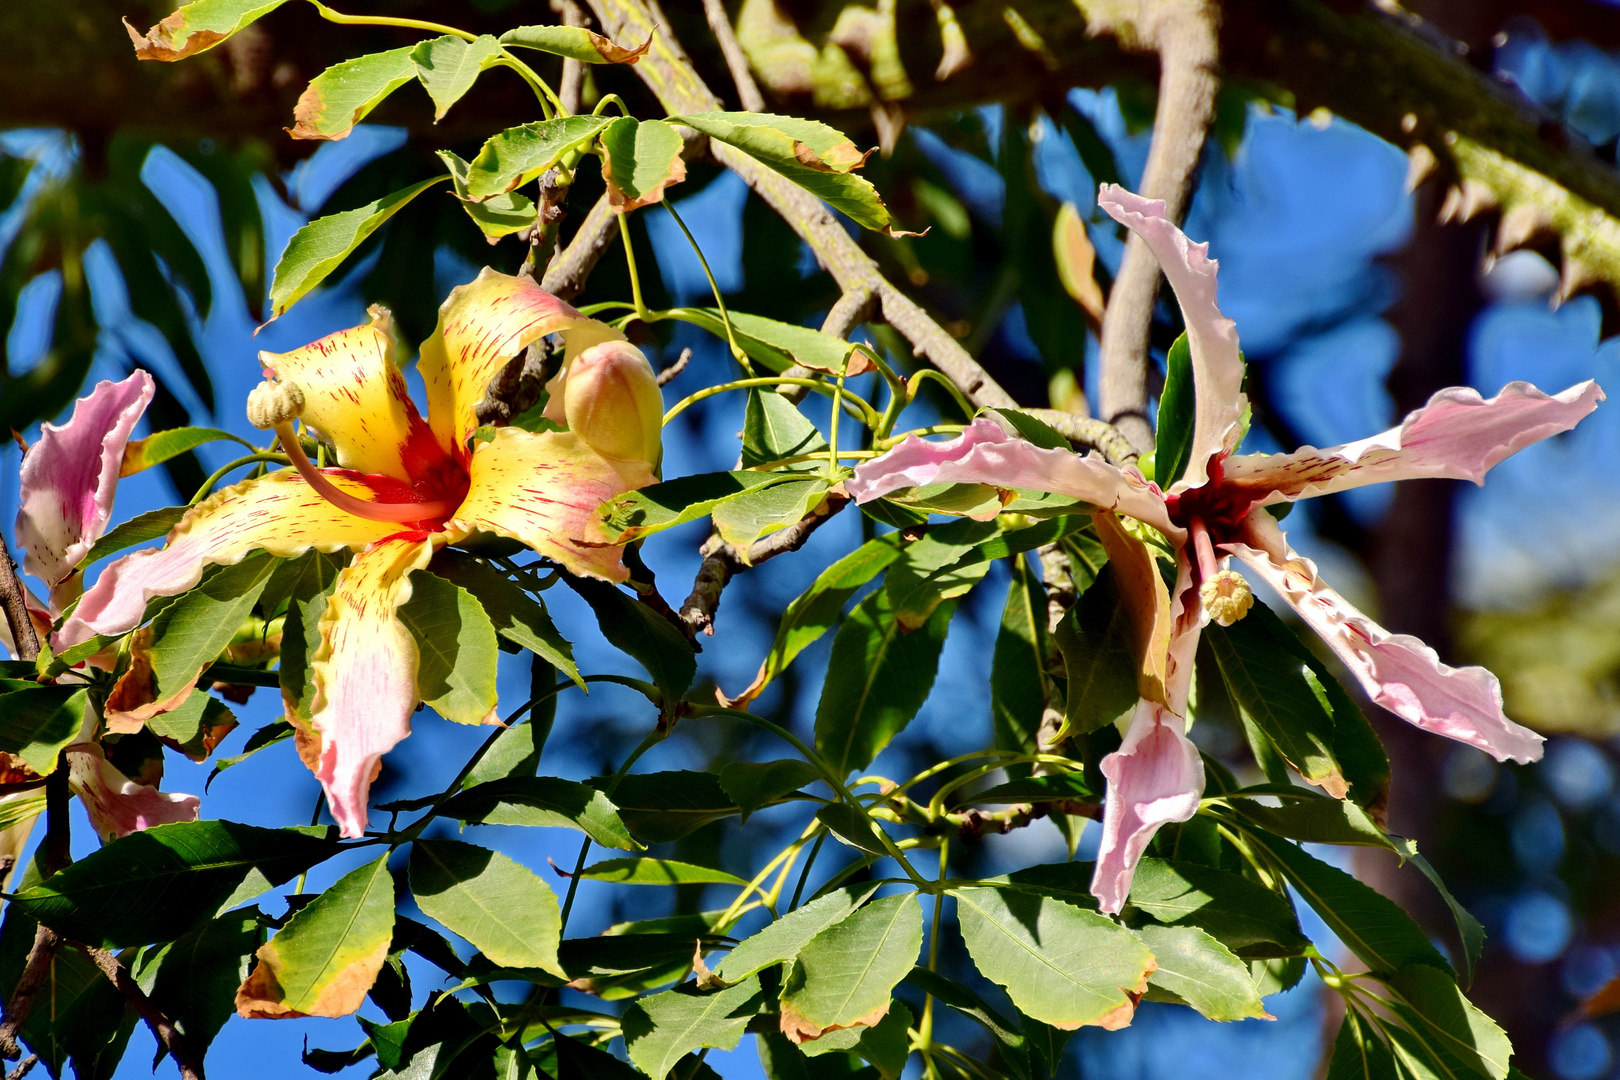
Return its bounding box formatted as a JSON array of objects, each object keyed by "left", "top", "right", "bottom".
[
  {"left": 1188, "top": 517, "right": 1220, "bottom": 581},
  {"left": 274, "top": 423, "right": 456, "bottom": 524}
]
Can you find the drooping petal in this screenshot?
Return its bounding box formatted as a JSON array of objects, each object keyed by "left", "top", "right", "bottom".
[
  {"left": 1222, "top": 380, "right": 1604, "bottom": 504},
  {"left": 306, "top": 535, "right": 435, "bottom": 839},
  {"left": 417, "top": 268, "right": 623, "bottom": 461},
  {"left": 16, "top": 371, "right": 155, "bottom": 604},
  {"left": 452, "top": 428, "right": 654, "bottom": 583},
  {"left": 847, "top": 418, "right": 1184, "bottom": 542},
  {"left": 1098, "top": 185, "right": 1245, "bottom": 494},
  {"left": 258, "top": 306, "right": 444, "bottom": 482},
  {"left": 1225, "top": 512, "right": 1544, "bottom": 764},
  {"left": 1091, "top": 698, "right": 1205, "bottom": 914},
  {"left": 67, "top": 742, "right": 200, "bottom": 842},
  {"left": 1092, "top": 511, "right": 1173, "bottom": 705},
  {"left": 59, "top": 471, "right": 403, "bottom": 648}
]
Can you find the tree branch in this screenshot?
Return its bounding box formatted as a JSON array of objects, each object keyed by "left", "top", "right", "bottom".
[
  {"left": 585, "top": 0, "right": 1016, "bottom": 411},
  {"left": 701, "top": 0, "right": 765, "bottom": 113},
  {"left": 680, "top": 494, "right": 850, "bottom": 636},
  {"left": 551, "top": 0, "right": 589, "bottom": 115},
  {"left": 0, "top": 767, "right": 71, "bottom": 1062},
  {"left": 1091, "top": 0, "right": 1221, "bottom": 453},
  {"left": 0, "top": 536, "right": 38, "bottom": 664},
  {"left": 76, "top": 944, "right": 204, "bottom": 1080},
  {"left": 542, "top": 190, "right": 620, "bottom": 302}
]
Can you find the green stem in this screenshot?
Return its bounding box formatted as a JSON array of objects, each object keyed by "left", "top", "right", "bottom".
[
  {"left": 189, "top": 453, "right": 289, "bottom": 506},
  {"left": 663, "top": 377, "right": 879, "bottom": 428},
  {"left": 617, "top": 214, "right": 652, "bottom": 324},
  {"left": 906, "top": 369, "right": 977, "bottom": 421},
  {"left": 306, "top": 0, "right": 474, "bottom": 39},
  {"left": 559, "top": 729, "right": 662, "bottom": 932},
  {"left": 592, "top": 94, "right": 631, "bottom": 117},
  {"left": 917, "top": 839, "right": 949, "bottom": 1053},
  {"left": 495, "top": 54, "right": 561, "bottom": 117},
  {"left": 786, "top": 832, "right": 826, "bottom": 910},
  {"left": 661, "top": 200, "right": 750, "bottom": 375}
]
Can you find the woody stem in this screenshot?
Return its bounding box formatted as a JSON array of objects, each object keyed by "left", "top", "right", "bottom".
[{"left": 273, "top": 424, "right": 457, "bottom": 525}]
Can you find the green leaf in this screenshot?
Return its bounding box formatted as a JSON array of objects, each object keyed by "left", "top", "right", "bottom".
[
  {"left": 578, "top": 858, "right": 746, "bottom": 886},
  {"left": 126, "top": 0, "right": 292, "bottom": 60},
  {"left": 1134, "top": 923, "right": 1269, "bottom": 1021},
  {"left": 667, "top": 308, "right": 861, "bottom": 375},
  {"left": 815, "top": 589, "right": 953, "bottom": 776},
  {"left": 440, "top": 776, "right": 640, "bottom": 851},
  {"left": 815, "top": 803, "right": 892, "bottom": 858},
  {"left": 1053, "top": 564, "right": 1138, "bottom": 737},
  {"left": 1154, "top": 332, "right": 1196, "bottom": 489},
  {"left": 268, "top": 176, "right": 445, "bottom": 318},
  {"left": 757, "top": 1029, "right": 864, "bottom": 1079},
  {"left": 1326, "top": 1010, "right": 1398, "bottom": 1080},
  {"left": 549, "top": 1031, "right": 644, "bottom": 1078},
  {"left": 565, "top": 577, "right": 696, "bottom": 699},
  {"left": 11, "top": 933, "right": 133, "bottom": 1079},
  {"left": 991, "top": 555, "right": 1048, "bottom": 755},
  {"left": 409, "top": 839, "right": 563, "bottom": 976},
  {"left": 712, "top": 477, "right": 830, "bottom": 552},
  {"left": 398, "top": 569, "right": 500, "bottom": 725},
  {"left": 119, "top": 427, "right": 243, "bottom": 477},
  {"left": 463, "top": 722, "right": 543, "bottom": 787},
  {"left": 1409, "top": 852, "right": 1486, "bottom": 989},
  {"left": 595, "top": 470, "right": 796, "bottom": 544},
  {"left": 669, "top": 113, "right": 894, "bottom": 231},
  {"left": 12, "top": 822, "right": 336, "bottom": 948},
  {"left": 278, "top": 557, "right": 341, "bottom": 722},
  {"left": 437, "top": 149, "right": 538, "bottom": 242},
  {"left": 621, "top": 978, "right": 764, "bottom": 1080},
  {"left": 966, "top": 773, "right": 1093, "bottom": 805},
  {"left": 1384, "top": 964, "right": 1512, "bottom": 1080},
  {"left": 799, "top": 999, "right": 912, "bottom": 1077},
  {"left": 259, "top": 548, "right": 343, "bottom": 622},
  {"left": 779, "top": 894, "right": 923, "bottom": 1033},
  {"left": 146, "top": 689, "right": 237, "bottom": 762},
  {"left": 903, "top": 968, "right": 1031, "bottom": 1080},
  {"left": 1227, "top": 787, "right": 1403, "bottom": 851},
  {"left": 742, "top": 389, "right": 828, "bottom": 468},
  {"left": 718, "top": 759, "right": 822, "bottom": 821},
  {"left": 412, "top": 35, "right": 503, "bottom": 120},
  {"left": 0, "top": 686, "right": 86, "bottom": 775},
  {"left": 600, "top": 117, "right": 687, "bottom": 211},
  {"left": 110, "top": 553, "right": 275, "bottom": 717},
  {"left": 1125, "top": 857, "right": 1309, "bottom": 957},
  {"left": 238, "top": 855, "right": 395, "bottom": 1018},
  {"left": 884, "top": 518, "right": 999, "bottom": 629},
  {"left": 499, "top": 24, "right": 649, "bottom": 63},
  {"left": 287, "top": 47, "right": 417, "bottom": 140},
  {"left": 952, "top": 886, "right": 1155, "bottom": 1029},
  {"left": 135, "top": 909, "right": 263, "bottom": 1057},
  {"left": 427, "top": 551, "right": 580, "bottom": 686},
  {"left": 596, "top": 771, "right": 738, "bottom": 843},
  {"left": 76, "top": 506, "right": 187, "bottom": 570},
  {"left": 716, "top": 883, "right": 881, "bottom": 983},
  {"left": 728, "top": 533, "right": 906, "bottom": 706},
  {"left": 206, "top": 721, "right": 293, "bottom": 789},
  {"left": 467, "top": 115, "right": 616, "bottom": 200},
  {"left": 1251, "top": 832, "right": 1451, "bottom": 976}
]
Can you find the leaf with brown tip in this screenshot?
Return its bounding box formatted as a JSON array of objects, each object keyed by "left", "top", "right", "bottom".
[{"left": 125, "top": 0, "right": 292, "bottom": 62}]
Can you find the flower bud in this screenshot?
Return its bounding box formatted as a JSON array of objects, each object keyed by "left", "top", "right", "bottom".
[
  {"left": 1200, "top": 569, "right": 1254, "bottom": 627},
  {"left": 563, "top": 340, "right": 663, "bottom": 467},
  {"left": 246, "top": 379, "right": 306, "bottom": 430}
]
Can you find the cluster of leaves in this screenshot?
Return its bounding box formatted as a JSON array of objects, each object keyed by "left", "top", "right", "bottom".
[{"left": 0, "top": 1, "right": 1538, "bottom": 1078}]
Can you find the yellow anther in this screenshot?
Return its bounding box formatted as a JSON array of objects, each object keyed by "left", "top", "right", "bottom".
[
  {"left": 246, "top": 380, "right": 306, "bottom": 430},
  {"left": 1201, "top": 569, "right": 1254, "bottom": 626}
]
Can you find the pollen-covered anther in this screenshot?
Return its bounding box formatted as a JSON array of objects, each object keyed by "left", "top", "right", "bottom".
[
  {"left": 1200, "top": 569, "right": 1253, "bottom": 626},
  {"left": 246, "top": 380, "right": 306, "bottom": 430}
]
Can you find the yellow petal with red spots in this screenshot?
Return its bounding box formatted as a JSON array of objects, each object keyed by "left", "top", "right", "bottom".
[
  {"left": 258, "top": 306, "right": 442, "bottom": 482},
  {"left": 59, "top": 471, "right": 405, "bottom": 648},
  {"left": 451, "top": 427, "right": 654, "bottom": 583},
  {"left": 417, "top": 268, "right": 623, "bottom": 461},
  {"left": 308, "top": 534, "right": 436, "bottom": 838}
]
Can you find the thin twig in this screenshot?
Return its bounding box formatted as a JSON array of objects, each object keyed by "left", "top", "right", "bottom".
[
  {"left": 657, "top": 347, "right": 693, "bottom": 387},
  {"left": 5, "top": 1054, "right": 36, "bottom": 1079},
  {"left": 585, "top": 0, "right": 1016, "bottom": 412},
  {"left": 0, "top": 536, "right": 39, "bottom": 664},
  {"left": 76, "top": 944, "right": 204, "bottom": 1080},
  {"left": 701, "top": 0, "right": 765, "bottom": 112},
  {"left": 1093, "top": 0, "right": 1221, "bottom": 452},
  {"left": 680, "top": 494, "right": 850, "bottom": 636},
  {"left": 551, "top": 0, "right": 589, "bottom": 115},
  {"left": 542, "top": 191, "right": 620, "bottom": 302},
  {"left": 0, "top": 767, "right": 71, "bottom": 1061}
]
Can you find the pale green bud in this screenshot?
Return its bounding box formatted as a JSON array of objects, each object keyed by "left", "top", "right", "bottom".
[{"left": 563, "top": 340, "right": 663, "bottom": 467}]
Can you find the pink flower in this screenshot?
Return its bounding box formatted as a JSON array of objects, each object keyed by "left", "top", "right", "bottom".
[{"left": 849, "top": 184, "right": 1604, "bottom": 911}]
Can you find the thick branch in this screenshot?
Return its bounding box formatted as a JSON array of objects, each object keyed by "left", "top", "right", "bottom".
[
  {"left": 1091, "top": 0, "right": 1220, "bottom": 453},
  {"left": 0, "top": 769, "right": 71, "bottom": 1062},
  {"left": 77, "top": 945, "right": 203, "bottom": 1080},
  {"left": 0, "top": 536, "right": 38, "bottom": 664},
  {"left": 680, "top": 494, "right": 850, "bottom": 636},
  {"left": 541, "top": 191, "right": 620, "bottom": 302},
  {"left": 585, "top": 0, "right": 1016, "bottom": 411}
]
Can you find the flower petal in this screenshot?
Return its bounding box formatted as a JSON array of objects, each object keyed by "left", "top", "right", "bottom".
[
  {"left": 452, "top": 427, "right": 654, "bottom": 583},
  {"left": 1225, "top": 513, "right": 1544, "bottom": 764},
  {"left": 1091, "top": 698, "right": 1205, "bottom": 914},
  {"left": 16, "top": 371, "right": 154, "bottom": 604},
  {"left": 1222, "top": 380, "right": 1604, "bottom": 504},
  {"left": 59, "top": 471, "right": 402, "bottom": 648},
  {"left": 418, "top": 268, "right": 623, "bottom": 461},
  {"left": 1098, "top": 185, "right": 1245, "bottom": 494},
  {"left": 847, "top": 418, "right": 1183, "bottom": 541},
  {"left": 259, "top": 306, "right": 443, "bottom": 482},
  {"left": 305, "top": 535, "right": 434, "bottom": 839},
  {"left": 67, "top": 742, "right": 200, "bottom": 842},
  {"left": 1092, "top": 511, "right": 1173, "bottom": 705}
]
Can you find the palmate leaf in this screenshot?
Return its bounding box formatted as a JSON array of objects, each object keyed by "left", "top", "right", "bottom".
[
  {"left": 883, "top": 518, "right": 998, "bottom": 630},
  {"left": 1124, "top": 857, "right": 1309, "bottom": 958},
  {"left": 717, "top": 758, "right": 822, "bottom": 821},
  {"left": 409, "top": 840, "right": 564, "bottom": 976},
  {"left": 135, "top": 908, "right": 264, "bottom": 1058},
  {"left": 237, "top": 855, "right": 395, "bottom": 1018},
  {"left": 814, "top": 803, "right": 893, "bottom": 857},
  {"left": 595, "top": 771, "right": 737, "bottom": 843},
  {"left": 565, "top": 577, "right": 696, "bottom": 700},
  {"left": 621, "top": 977, "right": 764, "bottom": 1080},
  {"left": 1327, "top": 1010, "right": 1399, "bottom": 1080},
  {"left": 1382, "top": 963, "right": 1512, "bottom": 1080},
  {"left": 904, "top": 968, "right": 1032, "bottom": 1080},
  {"left": 427, "top": 551, "right": 580, "bottom": 685}
]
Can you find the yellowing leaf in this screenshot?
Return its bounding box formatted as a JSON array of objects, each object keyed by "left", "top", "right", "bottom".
[
  {"left": 235, "top": 855, "right": 394, "bottom": 1019},
  {"left": 499, "top": 24, "right": 650, "bottom": 64},
  {"left": 1054, "top": 201, "right": 1105, "bottom": 324},
  {"left": 120, "top": 427, "right": 245, "bottom": 477},
  {"left": 601, "top": 118, "right": 687, "bottom": 212},
  {"left": 124, "top": 0, "right": 291, "bottom": 62},
  {"left": 288, "top": 48, "right": 418, "bottom": 141}
]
